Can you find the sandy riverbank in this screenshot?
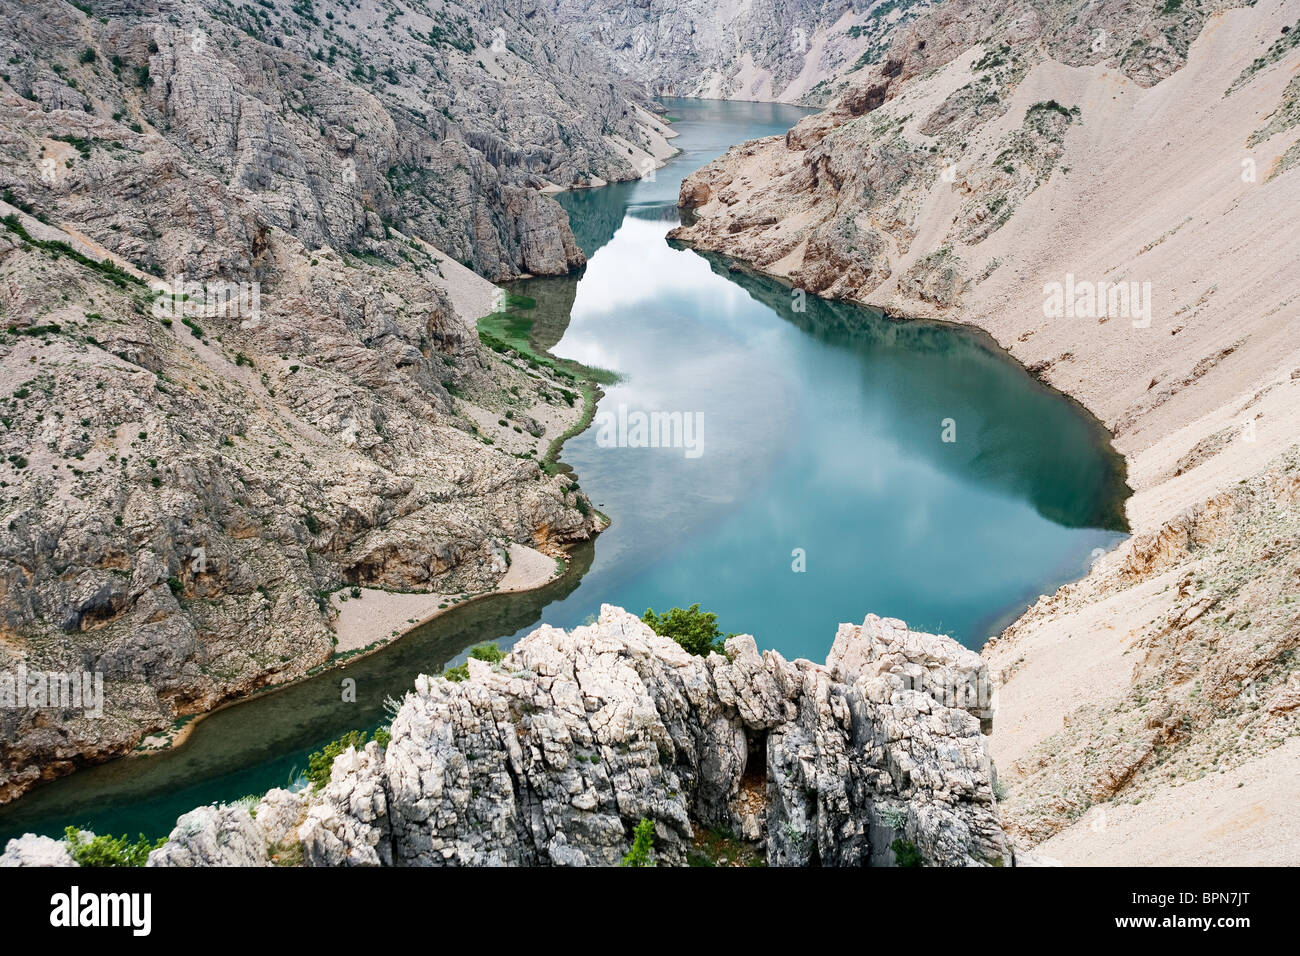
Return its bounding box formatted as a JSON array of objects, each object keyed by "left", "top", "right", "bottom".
[{"left": 329, "top": 543, "right": 562, "bottom": 655}]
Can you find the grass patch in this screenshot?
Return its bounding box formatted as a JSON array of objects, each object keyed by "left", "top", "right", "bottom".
[
  {"left": 1, "top": 214, "right": 145, "bottom": 289},
  {"left": 476, "top": 291, "right": 618, "bottom": 474}
]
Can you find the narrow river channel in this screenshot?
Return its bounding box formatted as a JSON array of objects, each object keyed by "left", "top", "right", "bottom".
[{"left": 0, "top": 97, "right": 1128, "bottom": 842}]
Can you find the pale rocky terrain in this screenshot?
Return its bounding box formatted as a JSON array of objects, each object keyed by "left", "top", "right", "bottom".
[
  {"left": 670, "top": 0, "right": 1300, "bottom": 864},
  {"left": 548, "top": 0, "right": 936, "bottom": 106},
  {"left": 3, "top": 0, "right": 1297, "bottom": 867},
  {"left": 3, "top": 606, "right": 1016, "bottom": 867},
  {"left": 0, "top": 0, "right": 673, "bottom": 279},
  {"left": 330, "top": 542, "right": 558, "bottom": 653},
  {"left": 0, "top": 0, "right": 668, "bottom": 801}
]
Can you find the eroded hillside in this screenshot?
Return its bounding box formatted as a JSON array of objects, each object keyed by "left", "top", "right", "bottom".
[{"left": 0, "top": 0, "right": 652, "bottom": 802}]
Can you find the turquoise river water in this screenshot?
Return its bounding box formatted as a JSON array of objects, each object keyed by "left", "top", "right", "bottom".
[{"left": 0, "top": 97, "right": 1128, "bottom": 842}]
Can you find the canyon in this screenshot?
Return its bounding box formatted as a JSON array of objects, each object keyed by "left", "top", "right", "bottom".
[
  {"left": 0, "top": 0, "right": 1296, "bottom": 868},
  {"left": 0, "top": 0, "right": 671, "bottom": 803}
]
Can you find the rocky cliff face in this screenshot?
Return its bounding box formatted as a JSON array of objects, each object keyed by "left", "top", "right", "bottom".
[
  {"left": 670, "top": 0, "right": 1255, "bottom": 301},
  {"left": 546, "top": 0, "right": 935, "bottom": 105},
  {"left": 668, "top": 0, "right": 1300, "bottom": 862},
  {"left": 0, "top": 0, "right": 654, "bottom": 801},
  {"left": 3, "top": 605, "right": 1015, "bottom": 866},
  {"left": 0, "top": 198, "right": 603, "bottom": 803},
  {"left": 1, "top": 0, "right": 671, "bottom": 281}
]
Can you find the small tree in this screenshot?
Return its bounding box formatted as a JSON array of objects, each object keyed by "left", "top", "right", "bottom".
[
  {"left": 305, "top": 730, "right": 369, "bottom": 790},
  {"left": 641, "top": 604, "right": 729, "bottom": 657},
  {"left": 621, "top": 818, "right": 656, "bottom": 867},
  {"left": 442, "top": 642, "right": 505, "bottom": 682}
]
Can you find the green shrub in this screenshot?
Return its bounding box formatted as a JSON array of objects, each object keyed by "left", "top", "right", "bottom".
[
  {"left": 64, "top": 827, "right": 163, "bottom": 867},
  {"left": 891, "top": 838, "right": 923, "bottom": 867},
  {"left": 442, "top": 642, "right": 505, "bottom": 682},
  {"left": 305, "top": 729, "right": 368, "bottom": 790},
  {"left": 641, "top": 604, "right": 730, "bottom": 657},
  {"left": 620, "top": 817, "right": 656, "bottom": 867},
  {"left": 881, "top": 806, "right": 907, "bottom": 830}
]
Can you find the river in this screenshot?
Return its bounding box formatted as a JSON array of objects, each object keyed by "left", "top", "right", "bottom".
[{"left": 0, "top": 97, "right": 1128, "bottom": 843}]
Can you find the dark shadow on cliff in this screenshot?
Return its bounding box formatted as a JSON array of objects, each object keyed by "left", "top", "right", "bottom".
[{"left": 556, "top": 180, "right": 643, "bottom": 260}]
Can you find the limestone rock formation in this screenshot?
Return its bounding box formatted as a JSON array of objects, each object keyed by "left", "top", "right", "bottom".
[
  {"left": 89, "top": 605, "right": 1015, "bottom": 867},
  {"left": 669, "top": 0, "right": 1254, "bottom": 300},
  {"left": 147, "top": 803, "right": 270, "bottom": 868},
  {"left": 0, "top": 832, "right": 76, "bottom": 866},
  {"left": 0, "top": 0, "right": 670, "bottom": 281}
]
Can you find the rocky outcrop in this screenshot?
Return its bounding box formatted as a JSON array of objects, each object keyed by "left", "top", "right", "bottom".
[
  {"left": 147, "top": 803, "right": 270, "bottom": 868},
  {"left": 369, "top": 605, "right": 1009, "bottom": 867},
  {"left": 0, "top": 832, "right": 76, "bottom": 867},
  {"left": 6, "top": 605, "right": 1014, "bottom": 867},
  {"left": 7, "top": 606, "right": 1013, "bottom": 868}
]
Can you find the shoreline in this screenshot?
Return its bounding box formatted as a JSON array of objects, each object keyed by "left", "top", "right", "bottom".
[
  {"left": 664, "top": 35, "right": 1300, "bottom": 861},
  {"left": 0, "top": 115, "right": 646, "bottom": 807},
  {"left": 0, "top": 285, "right": 615, "bottom": 802},
  {"left": 692, "top": 251, "right": 1135, "bottom": 534},
  {"left": 78, "top": 536, "right": 600, "bottom": 774}
]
